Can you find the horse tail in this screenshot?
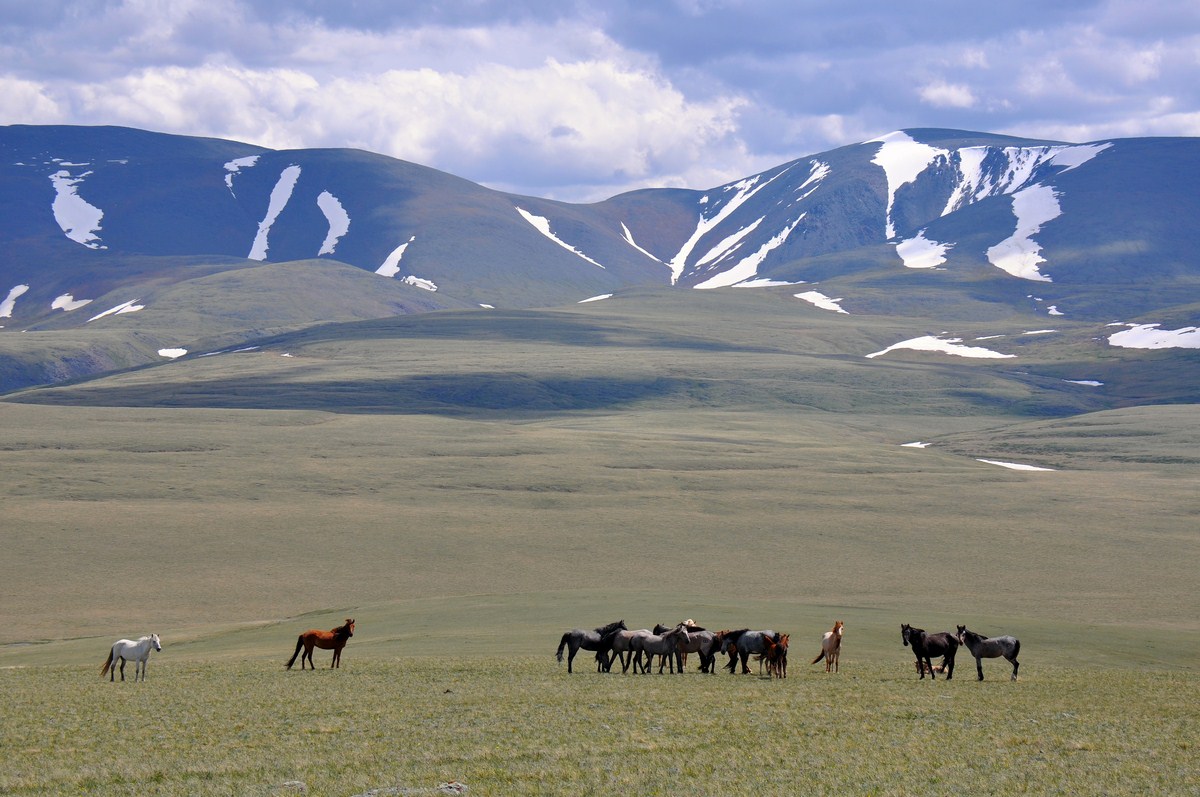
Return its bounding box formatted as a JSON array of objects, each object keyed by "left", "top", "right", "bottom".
[
  {"left": 1012, "top": 638, "right": 1021, "bottom": 659},
  {"left": 285, "top": 636, "right": 303, "bottom": 669},
  {"left": 100, "top": 648, "right": 113, "bottom": 677},
  {"left": 555, "top": 633, "right": 570, "bottom": 662},
  {"left": 811, "top": 650, "right": 825, "bottom": 665}
]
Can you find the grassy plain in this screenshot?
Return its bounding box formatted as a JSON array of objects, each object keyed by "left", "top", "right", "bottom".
[
  {"left": 1, "top": 290, "right": 1197, "bottom": 793},
  {"left": 1, "top": 658, "right": 1196, "bottom": 796}
]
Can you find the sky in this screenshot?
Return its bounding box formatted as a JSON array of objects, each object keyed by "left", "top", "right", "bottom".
[{"left": 2, "top": 0, "right": 1198, "bottom": 201}]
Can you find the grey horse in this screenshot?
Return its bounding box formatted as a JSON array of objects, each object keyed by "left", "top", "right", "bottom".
[{"left": 957, "top": 625, "right": 1021, "bottom": 681}]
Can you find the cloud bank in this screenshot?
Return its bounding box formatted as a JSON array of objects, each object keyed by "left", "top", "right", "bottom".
[{"left": 2, "top": 0, "right": 1198, "bottom": 200}]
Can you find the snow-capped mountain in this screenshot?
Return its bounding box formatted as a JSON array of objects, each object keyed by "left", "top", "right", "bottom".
[{"left": 1, "top": 124, "right": 1198, "bottom": 391}]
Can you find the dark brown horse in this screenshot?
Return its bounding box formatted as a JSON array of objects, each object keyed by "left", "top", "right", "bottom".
[
  {"left": 286, "top": 618, "right": 355, "bottom": 670},
  {"left": 901, "top": 623, "right": 957, "bottom": 680}
]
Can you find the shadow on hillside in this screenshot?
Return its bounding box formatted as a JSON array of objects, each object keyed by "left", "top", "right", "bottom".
[
  {"left": 259, "top": 310, "right": 778, "bottom": 354},
  {"left": 7, "top": 372, "right": 710, "bottom": 416}
]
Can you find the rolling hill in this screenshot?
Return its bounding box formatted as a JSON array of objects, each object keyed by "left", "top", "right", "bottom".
[{"left": 1, "top": 124, "right": 1198, "bottom": 400}]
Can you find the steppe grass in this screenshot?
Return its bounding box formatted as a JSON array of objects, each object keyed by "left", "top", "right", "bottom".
[{"left": 1, "top": 657, "right": 1195, "bottom": 796}]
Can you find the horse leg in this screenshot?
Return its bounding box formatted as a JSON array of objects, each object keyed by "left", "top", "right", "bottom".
[
  {"left": 1010, "top": 655, "right": 1019, "bottom": 681},
  {"left": 976, "top": 656, "right": 985, "bottom": 681},
  {"left": 118, "top": 658, "right": 126, "bottom": 682},
  {"left": 565, "top": 644, "right": 577, "bottom": 674},
  {"left": 919, "top": 655, "right": 931, "bottom": 679}
]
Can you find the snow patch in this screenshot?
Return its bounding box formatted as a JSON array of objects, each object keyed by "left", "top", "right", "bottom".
[
  {"left": 401, "top": 275, "right": 437, "bottom": 292},
  {"left": 1, "top": 285, "right": 30, "bottom": 318},
  {"left": 516, "top": 207, "right": 604, "bottom": 268},
  {"left": 377, "top": 236, "right": 416, "bottom": 277},
  {"left": 49, "top": 170, "right": 106, "bottom": 249},
  {"left": 223, "top": 155, "right": 259, "bottom": 194},
  {"left": 87, "top": 299, "right": 144, "bottom": 322},
  {"left": 986, "top": 184, "right": 1060, "bottom": 281},
  {"left": 896, "top": 230, "right": 952, "bottom": 269},
  {"left": 579, "top": 294, "right": 612, "bottom": 303},
  {"left": 316, "top": 191, "right": 350, "bottom": 256},
  {"left": 734, "top": 278, "right": 804, "bottom": 287},
  {"left": 977, "top": 458, "right": 1056, "bottom": 472},
  {"left": 794, "top": 290, "right": 848, "bottom": 314},
  {"left": 158, "top": 348, "right": 187, "bottom": 359},
  {"left": 248, "top": 165, "right": 301, "bottom": 261},
  {"left": 52, "top": 293, "right": 92, "bottom": 312},
  {"left": 869, "top": 131, "right": 947, "bottom": 239},
  {"left": 1065, "top": 379, "right": 1103, "bottom": 386},
  {"left": 1108, "top": 323, "right": 1200, "bottom": 350},
  {"left": 1047, "top": 142, "right": 1111, "bottom": 172},
  {"left": 901, "top": 441, "right": 931, "bottom": 448},
  {"left": 866, "top": 335, "right": 1014, "bottom": 359}
]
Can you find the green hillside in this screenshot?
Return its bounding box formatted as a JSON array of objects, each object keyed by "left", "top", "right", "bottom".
[{"left": 2, "top": 290, "right": 1197, "bottom": 670}]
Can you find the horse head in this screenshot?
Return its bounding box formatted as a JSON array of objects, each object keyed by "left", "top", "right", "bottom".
[
  {"left": 833, "top": 621, "right": 844, "bottom": 636},
  {"left": 901, "top": 623, "right": 921, "bottom": 647},
  {"left": 150, "top": 634, "right": 162, "bottom": 651},
  {"left": 343, "top": 619, "right": 355, "bottom": 638}
]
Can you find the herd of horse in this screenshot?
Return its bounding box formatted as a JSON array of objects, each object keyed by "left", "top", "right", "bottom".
[
  {"left": 97, "top": 616, "right": 1020, "bottom": 682},
  {"left": 555, "top": 619, "right": 1021, "bottom": 681}
]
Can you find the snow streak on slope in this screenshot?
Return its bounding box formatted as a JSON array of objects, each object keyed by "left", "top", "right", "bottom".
[
  {"left": 620, "top": 222, "right": 663, "bottom": 264},
  {"left": 316, "top": 190, "right": 350, "bottom": 256},
  {"left": 516, "top": 207, "right": 604, "bottom": 268},
  {"left": 866, "top": 335, "right": 1014, "bottom": 359},
  {"left": 942, "top": 143, "right": 1110, "bottom": 215},
  {"left": 795, "top": 289, "right": 848, "bottom": 313},
  {"left": 87, "top": 299, "right": 144, "bottom": 322},
  {"left": 49, "top": 169, "right": 106, "bottom": 249},
  {"left": 986, "top": 185, "right": 1060, "bottom": 281},
  {"left": 793, "top": 160, "right": 831, "bottom": 202},
  {"left": 376, "top": 236, "right": 415, "bottom": 277},
  {"left": 870, "top": 132, "right": 947, "bottom": 239},
  {"left": 695, "top": 217, "right": 764, "bottom": 267},
  {"left": 1, "top": 285, "right": 29, "bottom": 318},
  {"left": 248, "top": 165, "right": 301, "bottom": 261},
  {"left": 668, "top": 171, "right": 785, "bottom": 284},
  {"left": 694, "top": 215, "right": 804, "bottom": 289}
]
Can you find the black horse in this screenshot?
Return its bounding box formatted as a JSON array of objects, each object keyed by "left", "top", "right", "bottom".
[
  {"left": 556, "top": 620, "right": 626, "bottom": 673},
  {"left": 901, "top": 623, "right": 958, "bottom": 680}
]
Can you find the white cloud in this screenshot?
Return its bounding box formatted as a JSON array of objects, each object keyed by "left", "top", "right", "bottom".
[
  {"left": 2, "top": 1, "right": 1200, "bottom": 199},
  {"left": 918, "top": 80, "right": 976, "bottom": 109}
]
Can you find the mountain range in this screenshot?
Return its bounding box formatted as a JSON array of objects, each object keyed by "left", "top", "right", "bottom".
[{"left": 1, "top": 124, "right": 1198, "bottom": 400}]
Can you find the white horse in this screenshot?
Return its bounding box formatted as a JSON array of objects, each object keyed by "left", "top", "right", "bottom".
[
  {"left": 100, "top": 634, "right": 162, "bottom": 682},
  {"left": 811, "top": 620, "right": 844, "bottom": 673}
]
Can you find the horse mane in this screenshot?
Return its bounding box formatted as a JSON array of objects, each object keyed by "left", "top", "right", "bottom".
[
  {"left": 721, "top": 628, "right": 750, "bottom": 641},
  {"left": 593, "top": 620, "right": 626, "bottom": 636}
]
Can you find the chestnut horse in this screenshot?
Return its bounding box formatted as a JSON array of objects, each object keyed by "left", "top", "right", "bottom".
[{"left": 286, "top": 618, "right": 355, "bottom": 670}]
